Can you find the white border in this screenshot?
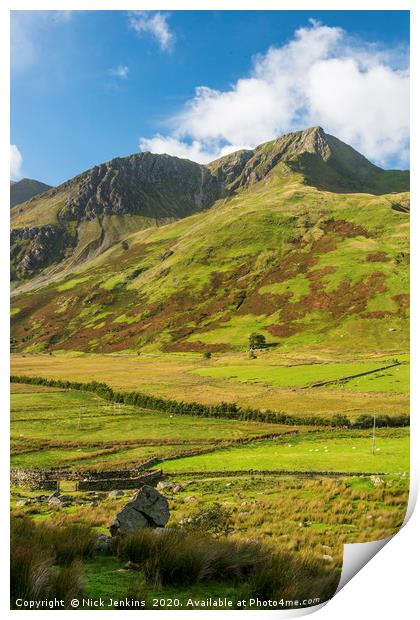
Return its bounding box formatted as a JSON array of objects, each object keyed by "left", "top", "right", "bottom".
[{"left": 1, "top": 1, "right": 418, "bottom": 618}]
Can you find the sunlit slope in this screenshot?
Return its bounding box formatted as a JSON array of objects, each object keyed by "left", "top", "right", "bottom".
[{"left": 11, "top": 163, "right": 409, "bottom": 354}]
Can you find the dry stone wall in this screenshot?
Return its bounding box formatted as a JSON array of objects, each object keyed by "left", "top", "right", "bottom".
[{"left": 11, "top": 462, "right": 161, "bottom": 491}]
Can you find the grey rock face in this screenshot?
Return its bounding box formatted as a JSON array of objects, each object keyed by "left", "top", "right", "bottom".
[
  {"left": 11, "top": 225, "right": 76, "bottom": 278},
  {"left": 60, "top": 152, "right": 224, "bottom": 222},
  {"left": 110, "top": 485, "right": 169, "bottom": 536}
]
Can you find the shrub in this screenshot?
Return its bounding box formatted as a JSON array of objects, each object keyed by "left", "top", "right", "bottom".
[
  {"left": 249, "top": 333, "right": 266, "bottom": 350},
  {"left": 39, "top": 524, "right": 96, "bottom": 565},
  {"left": 10, "top": 520, "right": 54, "bottom": 605}
]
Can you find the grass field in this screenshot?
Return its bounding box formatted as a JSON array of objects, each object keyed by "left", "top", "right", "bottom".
[
  {"left": 10, "top": 352, "right": 409, "bottom": 420},
  {"left": 10, "top": 365, "right": 410, "bottom": 608},
  {"left": 11, "top": 383, "right": 303, "bottom": 470},
  {"left": 162, "top": 429, "right": 409, "bottom": 475},
  {"left": 193, "top": 360, "right": 409, "bottom": 392}
]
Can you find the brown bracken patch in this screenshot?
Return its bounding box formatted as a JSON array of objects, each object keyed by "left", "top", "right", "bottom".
[
  {"left": 323, "top": 219, "right": 370, "bottom": 238},
  {"left": 393, "top": 293, "right": 410, "bottom": 316},
  {"left": 367, "top": 252, "right": 388, "bottom": 262},
  {"left": 266, "top": 323, "right": 301, "bottom": 337}
]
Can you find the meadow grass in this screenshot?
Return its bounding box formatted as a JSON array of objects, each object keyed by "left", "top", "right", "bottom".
[
  {"left": 193, "top": 360, "right": 408, "bottom": 392},
  {"left": 11, "top": 383, "right": 303, "bottom": 469},
  {"left": 161, "top": 429, "right": 409, "bottom": 475}
]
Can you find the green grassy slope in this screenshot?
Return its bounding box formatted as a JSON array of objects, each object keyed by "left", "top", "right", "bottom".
[
  {"left": 11, "top": 127, "right": 409, "bottom": 355},
  {"left": 11, "top": 162, "right": 409, "bottom": 354}
]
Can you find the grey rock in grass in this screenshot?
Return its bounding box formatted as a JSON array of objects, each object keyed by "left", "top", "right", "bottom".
[
  {"left": 58, "top": 494, "right": 73, "bottom": 503},
  {"left": 156, "top": 481, "right": 175, "bottom": 492},
  {"left": 16, "top": 499, "right": 30, "bottom": 507},
  {"left": 108, "top": 490, "right": 125, "bottom": 498},
  {"left": 110, "top": 485, "right": 169, "bottom": 536},
  {"left": 95, "top": 534, "right": 113, "bottom": 553},
  {"left": 48, "top": 496, "right": 62, "bottom": 506}
]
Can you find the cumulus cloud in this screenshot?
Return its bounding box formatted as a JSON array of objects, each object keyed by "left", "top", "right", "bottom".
[
  {"left": 10, "top": 145, "right": 23, "bottom": 180},
  {"left": 139, "top": 21, "right": 409, "bottom": 167},
  {"left": 109, "top": 65, "right": 129, "bottom": 79},
  {"left": 128, "top": 11, "right": 174, "bottom": 51}
]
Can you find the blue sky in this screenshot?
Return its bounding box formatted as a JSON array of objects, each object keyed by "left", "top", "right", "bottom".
[{"left": 10, "top": 10, "right": 409, "bottom": 185}]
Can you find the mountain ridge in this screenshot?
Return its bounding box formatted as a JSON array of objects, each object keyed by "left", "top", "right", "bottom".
[
  {"left": 10, "top": 178, "right": 52, "bottom": 208},
  {"left": 11, "top": 126, "right": 409, "bottom": 356},
  {"left": 10, "top": 127, "right": 409, "bottom": 285}
]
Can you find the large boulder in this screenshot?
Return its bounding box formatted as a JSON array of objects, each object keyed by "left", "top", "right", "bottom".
[{"left": 110, "top": 485, "right": 169, "bottom": 536}]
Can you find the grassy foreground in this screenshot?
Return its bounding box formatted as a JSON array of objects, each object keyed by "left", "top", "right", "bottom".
[
  {"left": 11, "top": 471, "right": 408, "bottom": 609},
  {"left": 9, "top": 352, "right": 409, "bottom": 608}
]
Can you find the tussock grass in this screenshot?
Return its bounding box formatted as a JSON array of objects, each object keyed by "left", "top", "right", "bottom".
[
  {"left": 237, "top": 551, "right": 338, "bottom": 604},
  {"left": 10, "top": 518, "right": 87, "bottom": 608},
  {"left": 116, "top": 528, "right": 265, "bottom": 587}
]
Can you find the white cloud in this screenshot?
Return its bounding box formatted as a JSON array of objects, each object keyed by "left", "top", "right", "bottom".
[
  {"left": 139, "top": 135, "right": 253, "bottom": 164},
  {"left": 139, "top": 21, "right": 409, "bottom": 168},
  {"left": 128, "top": 11, "right": 174, "bottom": 51},
  {"left": 11, "top": 11, "right": 73, "bottom": 71},
  {"left": 10, "top": 145, "right": 23, "bottom": 180},
  {"left": 109, "top": 65, "right": 129, "bottom": 79}
]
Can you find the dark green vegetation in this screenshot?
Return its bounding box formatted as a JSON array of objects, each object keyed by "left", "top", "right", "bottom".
[
  {"left": 11, "top": 127, "right": 409, "bottom": 355},
  {"left": 10, "top": 178, "right": 52, "bottom": 208},
  {"left": 10, "top": 518, "right": 93, "bottom": 608}
]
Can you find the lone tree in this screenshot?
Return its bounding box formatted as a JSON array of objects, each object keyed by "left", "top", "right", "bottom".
[
  {"left": 203, "top": 351, "right": 212, "bottom": 359},
  {"left": 248, "top": 332, "right": 266, "bottom": 350}
]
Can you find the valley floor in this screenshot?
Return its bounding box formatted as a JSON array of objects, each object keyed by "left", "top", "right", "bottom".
[
  {"left": 10, "top": 350, "right": 409, "bottom": 420},
  {"left": 10, "top": 349, "right": 409, "bottom": 609}
]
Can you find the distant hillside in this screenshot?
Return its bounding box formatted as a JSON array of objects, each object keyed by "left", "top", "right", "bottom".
[
  {"left": 10, "top": 127, "right": 409, "bottom": 356},
  {"left": 10, "top": 178, "right": 52, "bottom": 208}
]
